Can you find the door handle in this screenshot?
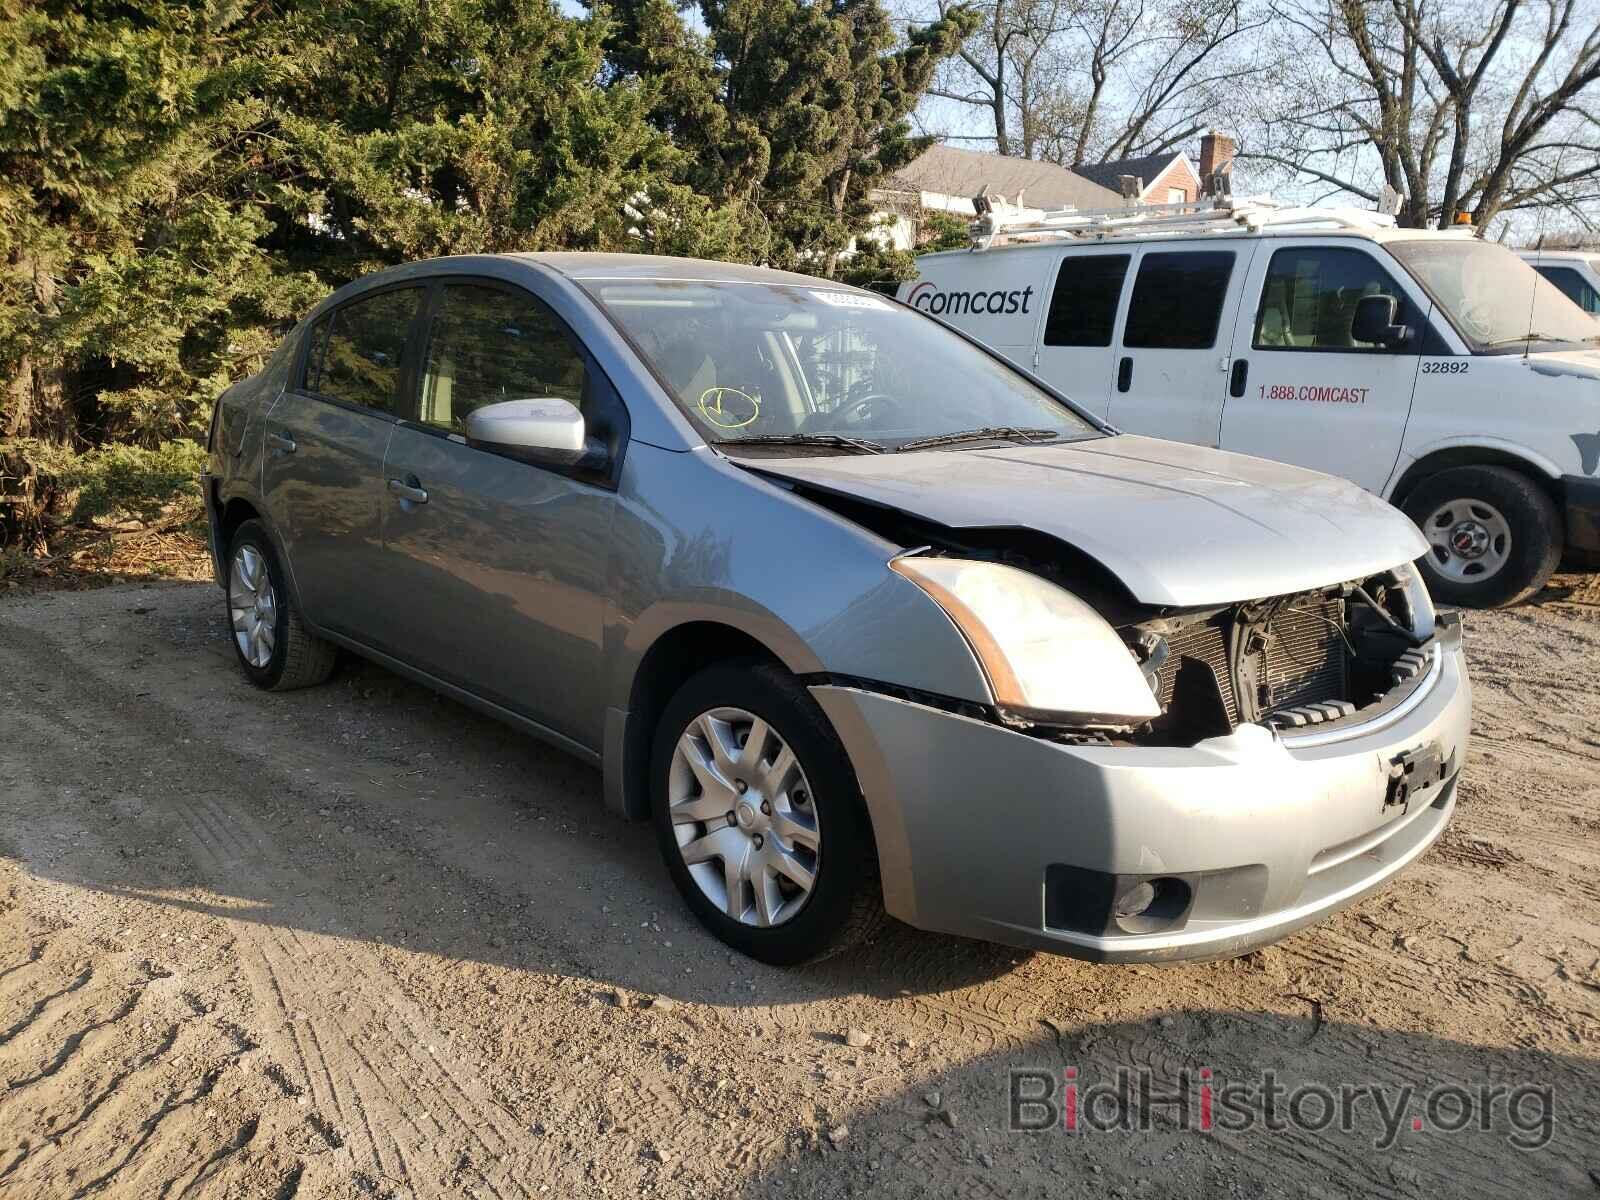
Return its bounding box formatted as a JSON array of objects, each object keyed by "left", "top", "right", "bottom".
[
  {"left": 1116, "top": 356, "right": 1133, "bottom": 393},
  {"left": 1229, "top": 358, "right": 1249, "bottom": 398},
  {"left": 267, "top": 432, "right": 297, "bottom": 454},
  {"left": 387, "top": 478, "right": 429, "bottom": 505}
]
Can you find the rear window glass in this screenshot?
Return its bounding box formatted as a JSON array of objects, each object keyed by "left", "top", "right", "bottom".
[
  {"left": 1123, "top": 252, "right": 1235, "bottom": 350},
  {"left": 316, "top": 287, "right": 423, "bottom": 414},
  {"left": 1044, "top": 255, "right": 1129, "bottom": 347}
]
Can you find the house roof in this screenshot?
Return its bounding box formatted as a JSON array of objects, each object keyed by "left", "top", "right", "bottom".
[
  {"left": 885, "top": 145, "right": 1124, "bottom": 211},
  {"left": 1070, "top": 153, "right": 1191, "bottom": 197}
]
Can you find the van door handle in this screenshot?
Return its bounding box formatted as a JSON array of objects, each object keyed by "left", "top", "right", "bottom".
[
  {"left": 1117, "top": 356, "right": 1133, "bottom": 393},
  {"left": 266, "top": 432, "right": 297, "bottom": 454},
  {"left": 387, "top": 478, "right": 429, "bottom": 505},
  {"left": 1229, "top": 358, "right": 1249, "bottom": 398}
]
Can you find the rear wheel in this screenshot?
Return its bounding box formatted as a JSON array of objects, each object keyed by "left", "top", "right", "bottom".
[
  {"left": 651, "top": 662, "right": 882, "bottom": 965},
  {"left": 225, "top": 520, "right": 337, "bottom": 691},
  {"left": 1402, "top": 466, "right": 1561, "bottom": 608}
]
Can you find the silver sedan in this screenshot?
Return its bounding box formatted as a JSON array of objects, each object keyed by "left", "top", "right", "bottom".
[{"left": 202, "top": 253, "right": 1469, "bottom": 964}]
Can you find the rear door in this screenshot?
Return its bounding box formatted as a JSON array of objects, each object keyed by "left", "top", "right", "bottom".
[
  {"left": 1031, "top": 251, "right": 1131, "bottom": 421},
  {"left": 1105, "top": 245, "right": 1253, "bottom": 445},
  {"left": 1218, "top": 241, "right": 1425, "bottom": 492},
  {"left": 376, "top": 278, "right": 622, "bottom": 750},
  {"left": 262, "top": 284, "right": 424, "bottom": 639}
]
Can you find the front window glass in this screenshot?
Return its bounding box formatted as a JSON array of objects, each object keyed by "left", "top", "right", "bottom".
[
  {"left": 420, "top": 285, "right": 588, "bottom": 433},
  {"left": 1387, "top": 240, "right": 1599, "bottom": 350},
  {"left": 588, "top": 282, "right": 1099, "bottom": 449},
  {"left": 1254, "top": 247, "right": 1412, "bottom": 351}
]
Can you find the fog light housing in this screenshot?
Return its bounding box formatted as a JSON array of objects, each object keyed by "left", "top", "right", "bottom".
[{"left": 1113, "top": 881, "right": 1157, "bottom": 918}]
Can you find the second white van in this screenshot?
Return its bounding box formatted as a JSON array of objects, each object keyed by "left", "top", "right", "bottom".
[{"left": 902, "top": 199, "right": 1600, "bottom": 607}]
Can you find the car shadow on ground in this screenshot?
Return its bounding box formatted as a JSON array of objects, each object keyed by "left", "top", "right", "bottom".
[
  {"left": 731, "top": 1011, "right": 1596, "bottom": 1199},
  {"left": 0, "top": 578, "right": 1028, "bottom": 1007}
]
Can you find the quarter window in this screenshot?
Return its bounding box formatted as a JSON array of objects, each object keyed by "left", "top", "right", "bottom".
[
  {"left": 315, "top": 288, "right": 423, "bottom": 413},
  {"left": 419, "top": 285, "right": 588, "bottom": 434},
  {"left": 1254, "top": 248, "right": 1411, "bottom": 351},
  {"left": 1123, "top": 252, "right": 1235, "bottom": 350},
  {"left": 1043, "top": 255, "right": 1129, "bottom": 347}
]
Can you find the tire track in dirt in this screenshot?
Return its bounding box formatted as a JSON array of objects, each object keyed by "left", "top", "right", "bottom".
[{"left": 0, "top": 614, "right": 542, "bottom": 1200}]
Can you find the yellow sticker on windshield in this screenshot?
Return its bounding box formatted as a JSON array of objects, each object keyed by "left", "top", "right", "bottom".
[{"left": 698, "top": 387, "right": 761, "bottom": 429}]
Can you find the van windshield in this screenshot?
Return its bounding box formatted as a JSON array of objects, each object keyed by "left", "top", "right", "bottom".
[
  {"left": 1387, "top": 239, "right": 1600, "bottom": 351},
  {"left": 586, "top": 280, "right": 1100, "bottom": 450}
]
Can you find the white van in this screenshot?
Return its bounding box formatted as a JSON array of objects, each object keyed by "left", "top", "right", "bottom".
[
  {"left": 902, "top": 198, "right": 1600, "bottom": 607},
  {"left": 1520, "top": 250, "right": 1600, "bottom": 318}
]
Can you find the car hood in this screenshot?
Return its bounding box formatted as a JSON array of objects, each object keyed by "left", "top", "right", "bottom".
[{"left": 747, "top": 434, "right": 1427, "bottom": 607}]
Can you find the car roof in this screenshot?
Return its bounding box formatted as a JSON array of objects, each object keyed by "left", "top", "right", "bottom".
[
  {"left": 913, "top": 225, "right": 1481, "bottom": 264},
  {"left": 512, "top": 252, "right": 849, "bottom": 290}
]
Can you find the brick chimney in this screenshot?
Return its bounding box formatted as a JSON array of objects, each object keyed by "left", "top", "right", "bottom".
[{"left": 1199, "top": 130, "right": 1235, "bottom": 183}]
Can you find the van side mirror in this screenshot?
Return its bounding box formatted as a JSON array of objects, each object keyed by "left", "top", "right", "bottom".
[
  {"left": 465, "top": 398, "right": 605, "bottom": 469},
  {"left": 1351, "top": 295, "right": 1411, "bottom": 348}
]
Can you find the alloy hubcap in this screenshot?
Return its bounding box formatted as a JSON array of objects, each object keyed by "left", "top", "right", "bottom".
[
  {"left": 1424, "top": 499, "right": 1511, "bottom": 583},
  {"left": 668, "top": 707, "right": 819, "bottom": 928},
  {"left": 228, "top": 545, "right": 278, "bottom": 669}
]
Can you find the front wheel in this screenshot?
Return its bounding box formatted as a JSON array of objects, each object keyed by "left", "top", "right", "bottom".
[
  {"left": 650, "top": 662, "right": 882, "bottom": 965},
  {"left": 1402, "top": 465, "right": 1561, "bottom": 608}
]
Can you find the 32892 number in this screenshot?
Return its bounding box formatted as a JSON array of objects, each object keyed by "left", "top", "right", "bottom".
[{"left": 1421, "top": 360, "right": 1469, "bottom": 374}]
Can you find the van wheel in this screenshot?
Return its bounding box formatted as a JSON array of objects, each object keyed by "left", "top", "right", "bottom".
[
  {"left": 650, "top": 662, "right": 883, "bottom": 965},
  {"left": 1402, "top": 466, "right": 1561, "bottom": 607},
  {"left": 226, "top": 520, "right": 338, "bottom": 690}
]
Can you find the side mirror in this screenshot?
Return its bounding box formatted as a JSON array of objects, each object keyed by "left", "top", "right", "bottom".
[
  {"left": 464, "top": 398, "right": 604, "bottom": 468},
  {"left": 1351, "top": 294, "right": 1411, "bottom": 348}
]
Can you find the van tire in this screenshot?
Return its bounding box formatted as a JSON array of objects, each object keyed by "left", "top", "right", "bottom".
[{"left": 1402, "top": 466, "right": 1561, "bottom": 608}]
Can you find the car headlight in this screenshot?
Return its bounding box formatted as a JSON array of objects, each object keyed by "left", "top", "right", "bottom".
[
  {"left": 889, "top": 556, "right": 1160, "bottom": 725},
  {"left": 1394, "top": 561, "right": 1436, "bottom": 640}
]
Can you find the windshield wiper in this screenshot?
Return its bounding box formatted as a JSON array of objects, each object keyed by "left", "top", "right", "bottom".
[
  {"left": 895, "top": 426, "right": 1064, "bottom": 452},
  {"left": 1485, "top": 332, "right": 1569, "bottom": 346},
  {"left": 716, "top": 433, "right": 886, "bottom": 454}
]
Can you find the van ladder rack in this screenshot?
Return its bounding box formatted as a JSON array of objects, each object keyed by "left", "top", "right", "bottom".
[{"left": 967, "top": 195, "right": 1400, "bottom": 251}]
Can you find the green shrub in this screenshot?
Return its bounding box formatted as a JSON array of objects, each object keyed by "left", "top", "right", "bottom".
[{"left": 17, "top": 440, "right": 209, "bottom": 528}]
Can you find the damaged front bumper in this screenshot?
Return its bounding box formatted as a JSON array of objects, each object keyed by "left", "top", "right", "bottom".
[{"left": 811, "top": 617, "right": 1469, "bottom": 963}]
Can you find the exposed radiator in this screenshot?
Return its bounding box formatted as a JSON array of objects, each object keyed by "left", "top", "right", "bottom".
[
  {"left": 1154, "top": 598, "right": 1349, "bottom": 728},
  {"left": 1263, "top": 598, "right": 1348, "bottom": 710}
]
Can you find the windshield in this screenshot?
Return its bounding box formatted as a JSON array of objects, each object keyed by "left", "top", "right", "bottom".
[
  {"left": 1387, "top": 239, "right": 1600, "bottom": 350},
  {"left": 586, "top": 280, "right": 1100, "bottom": 450}
]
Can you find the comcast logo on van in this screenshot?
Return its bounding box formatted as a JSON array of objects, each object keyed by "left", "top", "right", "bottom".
[{"left": 908, "top": 280, "right": 1034, "bottom": 316}]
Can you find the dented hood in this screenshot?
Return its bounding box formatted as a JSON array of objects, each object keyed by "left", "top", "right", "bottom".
[{"left": 750, "top": 434, "right": 1427, "bottom": 607}]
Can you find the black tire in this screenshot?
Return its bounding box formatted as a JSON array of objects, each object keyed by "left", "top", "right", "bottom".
[
  {"left": 224, "top": 520, "right": 337, "bottom": 691},
  {"left": 1402, "top": 466, "right": 1562, "bottom": 608},
  {"left": 650, "top": 661, "right": 883, "bottom": 966}
]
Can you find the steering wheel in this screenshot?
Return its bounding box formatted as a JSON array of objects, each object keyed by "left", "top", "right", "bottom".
[{"left": 832, "top": 392, "right": 905, "bottom": 430}]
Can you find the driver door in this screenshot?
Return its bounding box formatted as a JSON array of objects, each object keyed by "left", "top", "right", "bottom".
[
  {"left": 1218, "top": 242, "right": 1425, "bottom": 493},
  {"left": 376, "top": 279, "right": 620, "bottom": 750}
]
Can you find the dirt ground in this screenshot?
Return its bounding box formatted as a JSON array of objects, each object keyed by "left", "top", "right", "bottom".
[{"left": 1, "top": 574, "right": 1597, "bottom": 1199}]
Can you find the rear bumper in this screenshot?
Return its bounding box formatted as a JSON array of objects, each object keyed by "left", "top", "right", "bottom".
[
  {"left": 1563, "top": 473, "right": 1600, "bottom": 555},
  {"left": 812, "top": 625, "right": 1470, "bottom": 963}
]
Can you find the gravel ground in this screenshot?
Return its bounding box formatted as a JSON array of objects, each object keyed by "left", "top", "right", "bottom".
[{"left": 1, "top": 577, "right": 1597, "bottom": 1198}]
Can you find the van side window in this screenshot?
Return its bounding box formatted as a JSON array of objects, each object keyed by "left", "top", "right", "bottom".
[
  {"left": 419, "top": 284, "right": 588, "bottom": 434},
  {"left": 317, "top": 287, "right": 424, "bottom": 414},
  {"left": 1532, "top": 265, "right": 1600, "bottom": 314},
  {"left": 1123, "top": 252, "right": 1235, "bottom": 350},
  {"left": 1044, "top": 255, "right": 1130, "bottom": 346},
  {"left": 1254, "top": 248, "right": 1411, "bottom": 351}
]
